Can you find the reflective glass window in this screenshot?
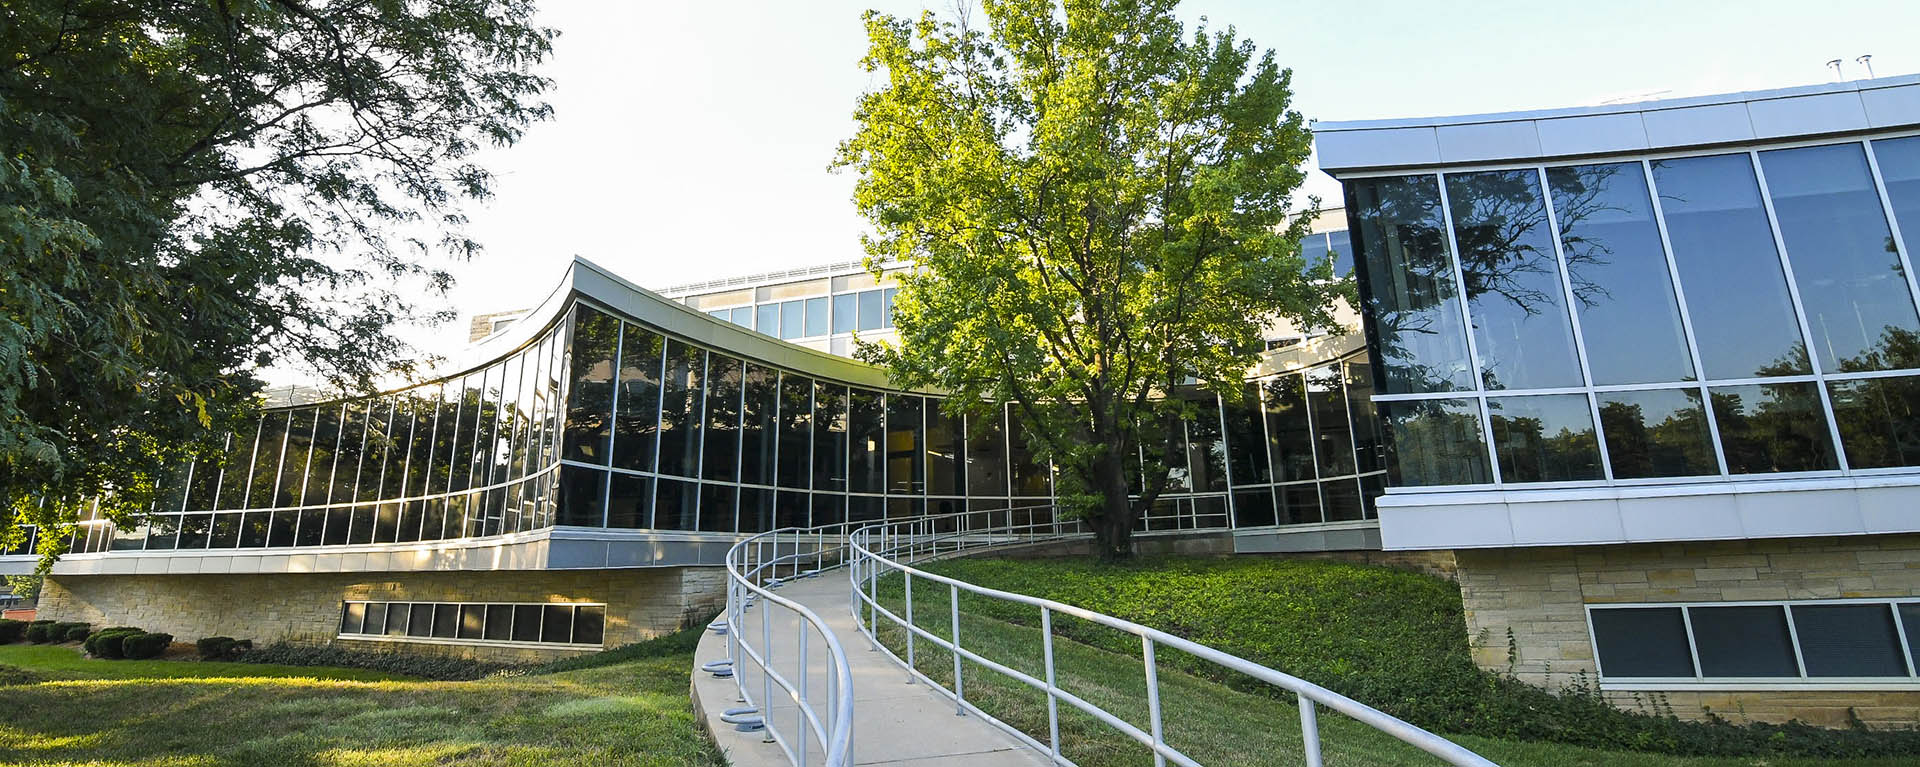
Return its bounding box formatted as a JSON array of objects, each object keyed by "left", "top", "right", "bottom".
[
  {"left": 1447, "top": 169, "right": 1584, "bottom": 390},
  {"left": 211, "top": 512, "right": 242, "bottom": 548},
  {"left": 1345, "top": 362, "right": 1386, "bottom": 474},
  {"left": 886, "top": 395, "right": 925, "bottom": 493},
  {"left": 458, "top": 605, "right": 484, "bottom": 639},
  {"left": 184, "top": 454, "right": 219, "bottom": 512},
  {"left": 448, "top": 373, "right": 481, "bottom": 493},
  {"left": 776, "top": 490, "right": 809, "bottom": 527},
  {"left": 612, "top": 325, "right": 663, "bottom": 472},
  {"left": 1321, "top": 478, "right": 1364, "bottom": 522},
  {"left": 1689, "top": 606, "right": 1798, "bottom": 677},
  {"left": 730, "top": 306, "right": 752, "bottom": 327},
  {"left": 1264, "top": 374, "right": 1314, "bottom": 482},
  {"left": 341, "top": 603, "right": 366, "bottom": 634},
  {"left": 574, "top": 605, "right": 606, "bottom": 645},
  {"left": 607, "top": 472, "right": 652, "bottom": 529},
  {"left": 656, "top": 342, "right": 704, "bottom": 477},
  {"left": 708, "top": 309, "right": 727, "bottom": 321},
  {"left": 1277, "top": 482, "right": 1322, "bottom": 525},
  {"left": 966, "top": 408, "right": 1008, "bottom": 497},
  {"left": 857, "top": 290, "right": 883, "bottom": 331},
  {"left": 848, "top": 389, "right": 885, "bottom": 493},
  {"left": 557, "top": 466, "right": 606, "bottom": 527},
  {"left": 777, "top": 374, "right": 813, "bottom": 488},
  {"left": 702, "top": 354, "right": 742, "bottom": 482},
  {"left": 268, "top": 508, "right": 296, "bottom": 547},
  {"left": 107, "top": 520, "right": 145, "bottom": 552},
  {"left": 374, "top": 502, "right": 400, "bottom": 543},
  {"left": 740, "top": 364, "right": 777, "bottom": 485},
  {"left": 144, "top": 515, "right": 180, "bottom": 550},
  {"left": 1232, "top": 487, "right": 1275, "bottom": 527},
  {"left": 780, "top": 299, "right": 805, "bottom": 339},
  {"left": 832, "top": 293, "right": 857, "bottom": 334},
  {"left": 755, "top": 303, "right": 778, "bottom": 335},
  {"left": 1761, "top": 143, "right": 1920, "bottom": 372},
  {"left": 699, "top": 483, "right": 737, "bottom": 532},
  {"left": 1590, "top": 607, "right": 1694, "bottom": 677},
  {"left": 805, "top": 296, "right": 829, "bottom": 337},
  {"left": 1381, "top": 399, "right": 1491, "bottom": 486},
  {"left": 1792, "top": 604, "right": 1909, "bottom": 677},
  {"left": 481, "top": 605, "right": 510, "bottom": 641},
  {"left": 486, "top": 354, "right": 520, "bottom": 491},
  {"left": 1547, "top": 162, "right": 1695, "bottom": 385},
  {"left": 1596, "top": 388, "right": 1717, "bottom": 478},
  {"left": 926, "top": 403, "right": 965, "bottom": 496},
  {"left": 739, "top": 487, "right": 774, "bottom": 533},
  {"left": 215, "top": 423, "right": 258, "bottom": 510},
  {"left": 1008, "top": 410, "right": 1050, "bottom": 497},
  {"left": 653, "top": 477, "right": 696, "bottom": 530},
  {"left": 1347, "top": 174, "right": 1474, "bottom": 393},
  {"left": 1305, "top": 366, "right": 1356, "bottom": 476},
  {"left": 1327, "top": 230, "right": 1354, "bottom": 277},
  {"left": 178, "top": 512, "right": 212, "bottom": 549},
  {"left": 1827, "top": 375, "right": 1920, "bottom": 469},
  {"left": 1223, "top": 385, "right": 1270, "bottom": 485},
  {"left": 1876, "top": 136, "right": 1920, "bottom": 274},
  {"left": 882, "top": 287, "right": 899, "bottom": 328},
  {"left": 564, "top": 305, "right": 618, "bottom": 463},
  {"left": 1299, "top": 233, "right": 1330, "bottom": 276},
  {"left": 1183, "top": 393, "right": 1228, "bottom": 491},
  {"left": 1653, "top": 154, "right": 1810, "bottom": 378},
  {"left": 1709, "top": 382, "right": 1838, "bottom": 473},
  {"left": 813, "top": 383, "right": 848, "bottom": 491},
  {"left": 1487, "top": 394, "right": 1603, "bottom": 482}
]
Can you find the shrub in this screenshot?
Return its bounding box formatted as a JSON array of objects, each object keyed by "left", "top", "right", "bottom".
[
  {"left": 120, "top": 632, "right": 173, "bottom": 660},
  {"left": 196, "top": 636, "right": 252, "bottom": 661},
  {"left": 0, "top": 664, "right": 36, "bottom": 686},
  {"left": 51, "top": 621, "right": 89, "bottom": 642},
  {"left": 84, "top": 627, "right": 145, "bottom": 659},
  {"left": 242, "top": 642, "right": 525, "bottom": 680},
  {"left": 0, "top": 618, "right": 24, "bottom": 643},
  {"left": 24, "top": 623, "right": 51, "bottom": 644}
]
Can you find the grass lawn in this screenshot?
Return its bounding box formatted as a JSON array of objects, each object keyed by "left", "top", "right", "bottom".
[
  {"left": 868, "top": 557, "right": 1915, "bottom": 767},
  {"left": 0, "top": 636, "right": 723, "bottom": 767}
]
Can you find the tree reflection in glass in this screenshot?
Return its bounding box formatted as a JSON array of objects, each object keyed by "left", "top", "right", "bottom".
[
  {"left": 1348, "top": 175, "right": 1474, "bottom": 394},
  {"left": 1828, "top": 371, "right": 1920, "bottom": 469},
  {"left": 1546, "top": 163, "right": 1694, "bottom": 385},
  {"left": 1709, "top": 382, "right": 1837, "bottom": 473},
  {"left": 1596, "top": 388, "right": 1716, "bottom": 478},
  {"left": 1445, "top": 170, "right": 1582, "bottom": 390},
  {"left": 1380, "top": 399, "right": 1491, "bottom": 486},
  {"left": 1487, "top": 394, "right": 1602, "bottom": 482}
]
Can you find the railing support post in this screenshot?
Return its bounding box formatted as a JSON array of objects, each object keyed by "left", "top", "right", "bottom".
[
  {"left": 904, "top": 571, "right": 916, "bottom": 683},
  {"left": 1144, "top": 636, "right": 1166, "bottom": 767},
  {"left": 951, "top": 582, "right": 964, "bottom": 716},
  {"left": 1042, "top": 606, "right": 1060, "bottom": 762},
  {"left": 1300, "top": 696, "right": 1323, "bottom": 767}
]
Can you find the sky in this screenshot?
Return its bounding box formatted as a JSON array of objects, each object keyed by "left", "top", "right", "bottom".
[{"left": 348, "top": 0, "right": 1920, "bottom": 375}]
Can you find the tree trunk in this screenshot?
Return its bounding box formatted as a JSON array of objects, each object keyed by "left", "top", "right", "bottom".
[{"left": 1092, "top": 436, "right": 1135, "bottom": 561}]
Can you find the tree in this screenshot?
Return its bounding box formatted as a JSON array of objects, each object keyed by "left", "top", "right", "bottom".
[
  {"left": 1, "top": 1, "right": 554, "bottom": 567},
  {"left": 835, "top": 0, "right": 1334, "bottom": 559}
]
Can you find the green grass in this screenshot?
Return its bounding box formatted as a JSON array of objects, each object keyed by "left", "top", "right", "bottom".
[
  {"left": 866, "top": 557, "right": 1918, "bottom": 767},
  {"left": 0, "top": 636, "right": 723, "bottom": 767}
]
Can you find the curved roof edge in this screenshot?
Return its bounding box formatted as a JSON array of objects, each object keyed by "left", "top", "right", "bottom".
[{"left": 1314, "top": 74, "right": 1920, "bottom": 175}]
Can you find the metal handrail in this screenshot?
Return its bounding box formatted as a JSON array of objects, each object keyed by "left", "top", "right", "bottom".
[{"left": 846, "top": 508, "right": 1501, "bottom": 767}]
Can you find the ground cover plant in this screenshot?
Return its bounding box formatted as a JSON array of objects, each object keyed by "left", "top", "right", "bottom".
[
  {"left": 872, "top": 556, "right": 1920, "bottom": 764},
  {"left": 0, "top": 630, "right": 722, "bottom": 767}
]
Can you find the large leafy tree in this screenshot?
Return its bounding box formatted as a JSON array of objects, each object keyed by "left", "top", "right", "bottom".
[
  {"left": 1, "top": 1, "right": 553, "bottom": 565},
  {"left": 836, "top": 0, "right": 1333, "bottom": 559}
]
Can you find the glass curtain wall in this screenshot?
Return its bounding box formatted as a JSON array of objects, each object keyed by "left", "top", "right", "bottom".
[{"left": 1347, "top": 136, "right": 1920, "bottom": 489}]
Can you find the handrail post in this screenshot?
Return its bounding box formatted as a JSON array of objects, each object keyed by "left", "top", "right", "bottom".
[
  {"left": 1300, "top": 696, "right": 1323, "bottom": 767},
  {"left": 950, "top": 582, "right": 964, "bottom": 716},
  {"left": 904, "top": 571, "right": 916, "bottom": 683},
  {"left": 762, "top": 592, "right": 776, "bottom": 744},
  {"left": 1042, "top": 606, "right": 1060, "bottom": 763},
  {"left": 798, "top": 622, "right": 810, "bottom": 761},
  {"left": 1144, "top": 636, "right": 1166, "bottom": 767}
]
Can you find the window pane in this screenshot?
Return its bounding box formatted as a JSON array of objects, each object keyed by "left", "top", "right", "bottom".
[
  {"left": 1709, "top": 382, "right": 1838, "bottom": 474},
  {"left": 1792, "top": 604, "right": 1909, "bottom": 677},
  {"left": 459, "top": 605, "right": 485, "bottom": 639},
  {"left": 1233, "top": 487, "right": 1276, "bottom": 527},
  {"left": 1653, "top": 154, "right": 1810, "bottom": 378},
  {"left": 1590, "top": 607, "right": 1693, "bottom": 677},
  {"left": 613, "top": 325, "right": 663, "bottom": 473},
  {"left": 1008, "top": 409, "right": 1049, "bottom": 497},
  {"left": 702, "top": 354, "right": 742, "bottom": 482},
  {"left": 250, "top": 413, "right": 290, "bottom": 509},
  {"left": 739, "top": 487, "right": 774, "bottom": 533},
  {"left": 1327, "top": 230, "right": 1354, "bottom": 277},
  {"left": 485, "top": 604, "right": 513, "bottom": 641},
  {"left": 1305, "top": 366, "right": 1355, "bottom": 476},
  {"left": 966, "top": 408, "right": 1008, "bottom": 496},
  {"left": 1381, "top": 399, "right": 1491, "bottom": 486},
  {"left": 212, "top": 512, "right": 243, "bottom": 548},
  {"left": 408, "top": 604, "right": 434, "bottom": 638},
  {"left": 574, "top": 605, "right": 605, "bottom": 644},
  {"left": 779, "top": 299, "right": 804, "bottom": 339},
  {"left": 1826, "top": 375, "right": 1920, "bottom": 469},
  {"left": 755, "top": 303, "right": 778, "bottom": 335},
  {"left": 1223, "top": 385, "right": 1270, "bottom": 485},
  {"left": 1278, "top": 483, "right": 1322, "bottom": 525},
  {"left": 778, "top": 374, "right": 814, "bottom": 488},
  {"left": 1761, "top": 144, "right": 1920, "bottom": 372},
  {"left": 926, "top": 402, "right": 965, "bottom": 496},
  {"left": 857, "top": 290, "right": 883, "bottom": 331},
  {"left": 557, "top": 466, "right": 606, "bottom": 527},
  {"left": 698, "top": 483, "right": 736, "bottom": 533},
  {"left": 1547, "top": 162, "right": 1695, "bottom": 385},
  {"left": 341, "top": 602, "right": 366, "bottom": 634},
  {"left": 1689, "top": 605, "right": 1798, "bottom": 677},
  {"left": 656, "top": 342, "right": 704, "bottom": 477},
  {"left": 1345, "top": 362, "right": 1386, "bottom": 474},
  {"left": 363, "top": 603, "right": 388, "bottom": 635},
  {"left": 1487, "top": 394, "right": 1602, "bottom": 482},
  {"left": 564, "top": 306, "right": 618, "bottom": 464},
  {"left": 1348, "top": 174, "right": 1474, "bottom": 393},
  {"left": 832, "top": 293, "right": 857, "bottom": 334},
  {"left": 216, "top": 424, "right": 258, "bottom": 510},
  {"left": 511, "top": 605, "right": 541, "bottom": 642},
  {"left": 886, "top": 395, "right": 924, "bottom": 494},
  {"left": 542, "top": 604, "right": 574, "bottom": 644},
  {"left": 384, "top": 603, "right": 409, "bottom": 636},
  {"left": 653, "top": 477, "right": 695, "bottom": 530},
  {"left": 1322, "top": 478, "right": 1364, "bottom": 522},
  {"left": 1900, "top": 603, "right": 1920, "bottom": 672},
  {"left": 1264, "top": 374, "right": 1315, "bottom": 482},
  {"left": 1597, "top": 388, "right": 1717, "bottom": 478},
  {"left": 813, "top": 383, "right": 848, "bottom": 491},
  {"left": 1300, "top": 233, "right": 1330, "bottom": 276},
  {"left": 177, "top": 513, "right": 211, "bottom": 548},
  {"left": 1876, "top": 136, "right": 1920, "bottom": 286},
  {"left": 433, "top": 604, "right": 458, "bottom": 638},
  {"left": 776, "top": 490, "right": 810, "bottom": 528},
  {"left": 607, "top": 472, "right": 652, "bottom": 528},
  {"left": 730, "top": 306, "right": 752, "bottom": 327},
  {"left": 305, "top": 407, "right": 342, "bottom": 507},
  {"left": 805, "top": 296, "right": 829, "bottom": 337},
  {"left": 1447, "top": 170, "right": 1584, "bottom": 390},
  {"left": 882, "top": 287, "right": 898, "bottom": 328},
  {"left": 848, "top": 389, "right": 885, "bottom": 493},
  {"left": 449, "top": 374, "right": 481, "bottom": 493},
  {"left": 740, "top": 364, "right": 777, "bottom": 485}
]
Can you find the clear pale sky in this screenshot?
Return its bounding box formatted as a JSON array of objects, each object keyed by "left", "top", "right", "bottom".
[{"left": 387, "top": 0, "right": 1920, "bottom": 365}]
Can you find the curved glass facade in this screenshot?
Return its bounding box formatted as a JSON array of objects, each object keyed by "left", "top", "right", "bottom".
[
  {"left": 42, "top": 292, "right": 1383, "bottom": 559},
  {"left": 1348, "top": 136, "right": 1920, "bottom": 488}
]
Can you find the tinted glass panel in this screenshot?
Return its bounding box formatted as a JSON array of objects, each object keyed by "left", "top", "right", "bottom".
[
  {"left": 779, "top": 300, "right": 804, "bottom": 339},
  {"left": 1709, "top": 382, "right": 1838, "bottom": 474},
  {"left": 1877, "top": 136, "right": 1920, "bottom": 277},
  {"left": 966, "top": 408, "right": 1007, "bottom": 496},
  {"left": 832, "top": 293, "right": 857, "bottom": 334},
  {"left": 1487, "top": 394, "right": 1602, "bottom": 482},
  {"left": 574, "top": 605, "right": 605, "bottom": 644},
  {"left": 484, "top": 604, "right": 513, "bottom": 641},
  {"left": 1301, "top": 233, "right": 1329, "bottom": 276},
  {"left": 459, "top": 605, "right": 485, "bottom": 639},
  {"left": 699, "top": 483, "right": 736, "bottom": 532},
  {"left": 1597, "top": 388, "right": 1717, "bottom": 478},
  {"left": 848, "top": 389, "right": 884, "bottom": 493},
  {"left": 1348, "top": 175, "right": 1474, "bottom": 393},
  {"left": 1264, "top": 374, "right": 1315, "bottom": 482},
  {"left": 740, "top": 364, "right": 777, "bottom": 485},
  {"left": 511, "top": 605, "right": 541, "bottom": 642},
  {"left": 606, "top": 472, "right": 652, "bottom": 528},
  {"left": 1305, "top": 366, "right": 1355, "bottom": 476},
  {"left": 813, "top": 383, "right": 848, "bottom": 491},
  {"left": 542, "top": 605, "right": 574, "bottom": 644},
  {"left": 730, "top": 306, "right": 751, "bottom": 327},
  {"left": 431, "top": 604, "right": 457, "bottom": 638},
  {"left": 777, "top": 374, "right": 813, "bottom": 488},
  {"left": 857, "top": 290, "right": 883, "bottom": 331},
  {"left": 1345, "top": 362, "right": 1386, "bottom": 474},
  {"left": 702, "top": 355, "right": 742, "bottom": 481},
  {"left": 1447, "top": 170, "right": 1584, "bottom": 390},
  {"left": 1653, "top": 154, "right": 1810, "bottom": 378},
  {"left": 1277, "top": 483, "right": 1321, "bottom": 525},
  {"left": 926, "top": 403, "right": 965, "bottom": 496},
  {"left": 1793, "top": 604, "right": 1909, "bottom": 677},
  {"left": 653, "top": 477, "right": 696, "bottom": 530},
  {"left": 1901, "top": 603, "right": 1920, "bottom": 671},
  {"left": 1761, "top": 144, "right": 1919, "bottom": 372},
  {"left": 656, "top": 342, "right": 704, "bottom": 477},
  {"left": 1547, "top": 162, "right": 1695, "bottom": 385},
  {"left": 612, "top": 326, "right": 663, "bottom": 472},
  {"left": 341, "top": 602, "right": 365, "bottom": 634},
  {"left": 1381, "top": 399, "right": 1491, "bottom": 486},
  {"left": 1008, "top": 410, "right": 1050, "bottom": 496},
  {"left": 363, "top": 603, "right": 387, "bottom": 635},
  {"left": 755, "top": 303, "right": 778, "bottom": 335},
  {"left": 1321, "top": 478, "right": 1364, "bottom": 522},
  {"left": 886, "top": 395, "right": 924, "bottom": 493},
  {"left": 805, "top": 296, "right": 829, "bottom": 337},
  {"left": 1184, "top": 394, "right": 1228, "bottom": 492},
  {"left": 384, "top": 603, "right": 409, "bottom": 636},
  {"left": 564, "top": 306, "right": 618, "bottom": 463},
  {"left": 1690, "top": 605, "right": 1798, "bottom": 677},
  {"left": 1591, "top": 607, "right": 1693, "bottom": 677},
  {"left": 1223, "top": 385, "right": 1270, "bottom": 485},
  {"left": 557, "top": 466, "right": 606, "bottom": 527},
  {"left": 1327, "top": 230, "right": 1353, "bottom": 277},
  {"left": 883, "top": 287, "right": 898, "bottom": 327},
  {"left": 1232, "top": 487, "right": 1275, "bottom": 527},
  {"left": 739, "top": 487, "right": 774, "bottom": 533},
  {"left": 1826, "top": 375, "right": 1920, "bottom": 469}
]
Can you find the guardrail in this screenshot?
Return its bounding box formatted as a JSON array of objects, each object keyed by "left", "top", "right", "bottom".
[{"left": 846, "top": 508, "right": 1501, "bottom": 767}]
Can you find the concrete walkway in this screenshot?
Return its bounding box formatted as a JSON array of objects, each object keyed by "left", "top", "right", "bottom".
[{"left": 691, "top": 572, "right": 1050, "bottom": 767}]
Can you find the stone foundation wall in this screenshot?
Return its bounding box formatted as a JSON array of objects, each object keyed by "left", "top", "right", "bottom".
[
  {"left": 1454, "top": 534, "right": 1920, "bottom": 728},
  {"left": 37, "top": 566, "right": 726, "bottom": 662}
]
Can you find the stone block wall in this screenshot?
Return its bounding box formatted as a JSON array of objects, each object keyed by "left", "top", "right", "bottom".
[
  {"left": 1454, "top": 534, "right": 1920, "bottom": 728},
  {"left": 38, "top": 566, "right": 726, "bottom": 662}
]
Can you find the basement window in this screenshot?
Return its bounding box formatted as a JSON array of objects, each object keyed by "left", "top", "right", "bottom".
[
  {"left": 1587, "top": 599, "right": 1920, "bottom": 688},
  {"left": 338, "top": 600, "right": 605, "bottom": 647}
]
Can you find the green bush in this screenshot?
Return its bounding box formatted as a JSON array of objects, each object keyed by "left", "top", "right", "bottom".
[
  {"left": 0, "top": 664, "right": 36, "bottom": 686},
  {"left": 195, "top": 636, "right": 252, "bottom": 661},
  {"left": 63, "top": 626, "right": 89, "bottom": 642},
  {"left": 24, "top": 623, "right": 52, "bottom": 644},
  {"left": 241, "top": 642, "right": 525, "bottom": 681},
  {"left": 84, "top": 627, "right": 145, "bottom": 659},
  {"left": 0, "top": 618, "right": 24, "bottom": 643},
  {"left": 51, "top": 621, "right": 89, "bottom": 642},
  {"left": 913, "top": 556, "right": 1920, "bottom": 759},
  {"left": 120, "top": 632, "right": 173, "bottom": 660}
]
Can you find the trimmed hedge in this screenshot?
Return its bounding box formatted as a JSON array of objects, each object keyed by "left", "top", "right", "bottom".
[
  {"left": 84, "top": 627, "right": 145, "bottom": 659},
  {"left": 51, "top": 621, "right": 89, "bottom": 642},
  {"left": 241, "top": 642, "right": 525, "bottom": 681},
  {"left": 25, "top": 622, "right": 54, "bottom": 644},
  {"left": 914, "top": 556, "right": 1920, "bottom": 759},
  {"left": 121, "top": 632, "right": 173, "bottom": 660},
  {"left": 196, "top": 636, "right": 252, "bottom": 661},
  {"left": 63, "top": 626, "right": 89, "bottom": 642},
  {"left": 0, "top": 618, "right": 23, "bottom": 643}
]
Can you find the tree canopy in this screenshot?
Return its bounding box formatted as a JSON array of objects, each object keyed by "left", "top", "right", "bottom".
[
  {"left": 1, "top": 0, "right": 554, "bottom": 564},
  {"left": 835, "top": 0, "right": 1335, "bottom": 558}
]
